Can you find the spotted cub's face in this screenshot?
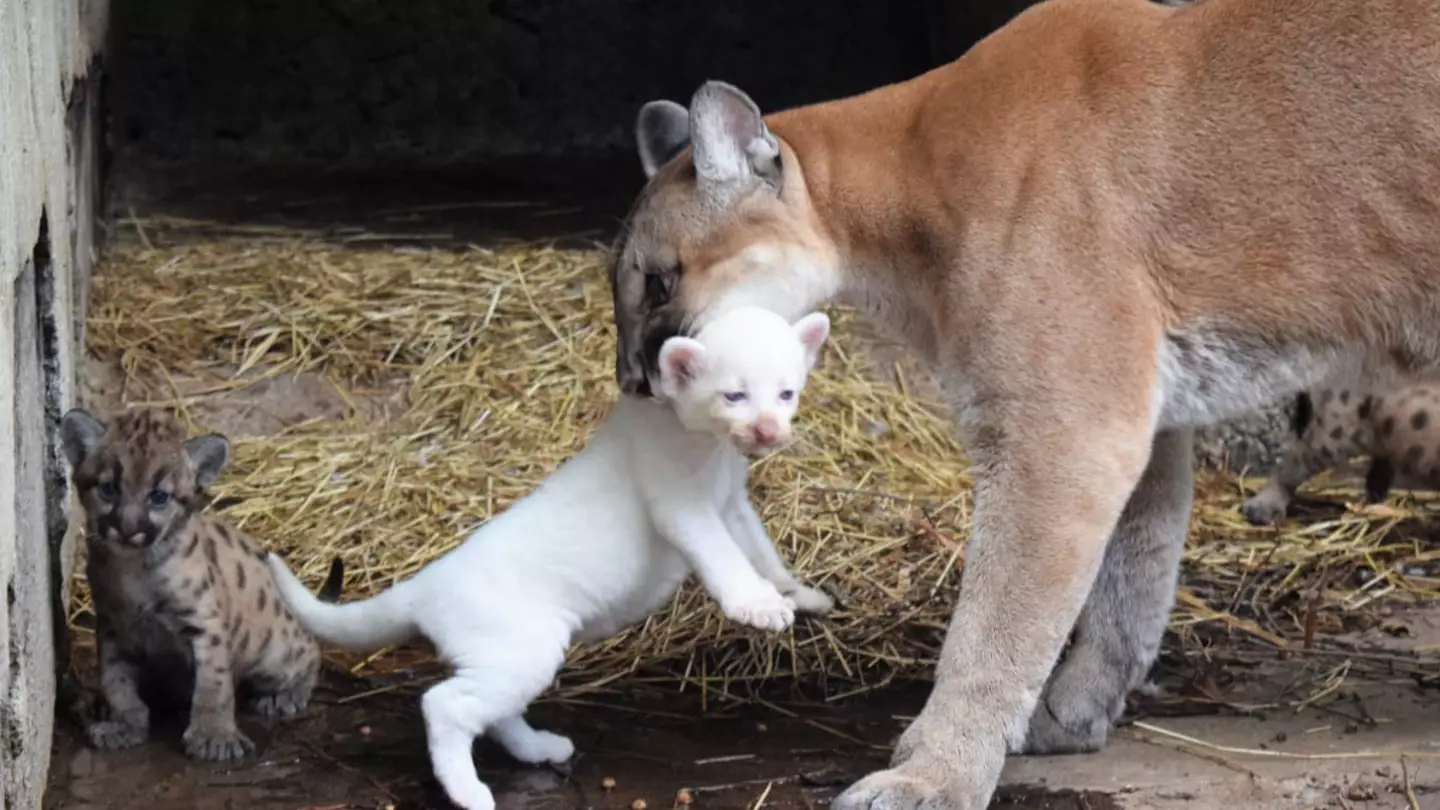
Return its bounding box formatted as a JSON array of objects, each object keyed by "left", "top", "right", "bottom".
[
  {"left": 656, "top": 306, "right": 831, "bottom": 458},
  {"left": 60, "top": 408, "right": 231, "bottom": 550}
]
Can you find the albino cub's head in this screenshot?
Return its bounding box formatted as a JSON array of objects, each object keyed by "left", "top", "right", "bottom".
[{"left": 655, "top": 306, "right": 830, "bottom": 457}]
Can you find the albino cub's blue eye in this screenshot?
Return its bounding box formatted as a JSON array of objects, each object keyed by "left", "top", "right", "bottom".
[
  {"left": 148, "top": 490, "right": 171, "bottom": 508},
  {"left": 723, "top": 391, "right": 747, "bottom": 403},
  {"left": 779, "top": 390, "right": 795, "bottom": 402}
]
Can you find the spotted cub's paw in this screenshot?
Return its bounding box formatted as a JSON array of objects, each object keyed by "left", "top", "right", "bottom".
[
  {"left": 724, "top": 584, "right": 796, "bottom": 632},
  {"left": 250, "top": 690, "right": 308, "bottom": 718},
  {"left": 1239, "top": 491, "right": 1288, "bottom": 526},
  {"left": 183, "top": 722, "right": 255, "bottom": 761},
  {"left": 87, "top": 720, "right": 149, "bottom": 751},
  {"left": 783, "top": 583, "right": 835, "bottom": 615}
]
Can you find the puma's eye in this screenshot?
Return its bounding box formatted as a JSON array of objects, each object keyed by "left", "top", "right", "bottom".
[
  {"left": 779, "top": 390, "right": 795, "bottom": 402},
  {"left": 148, "top": 490, "right": 171, "bottom": 509},
  {"left": 723, "top": 391, "right": 748, "bottom": 404},
  {"left": 97, "top": 481, "right": 119, "bottom": 502},
  {"left": 645, "top": 268, "right": 677, "bottom": 303}
]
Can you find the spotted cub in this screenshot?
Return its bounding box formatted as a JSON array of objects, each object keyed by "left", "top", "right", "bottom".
[
  {"left": 61, "top": 407, "right": 344, "bottom": 761},
  {"left": 1241, "top": 384, "right": 1440, "bottom": 525}
]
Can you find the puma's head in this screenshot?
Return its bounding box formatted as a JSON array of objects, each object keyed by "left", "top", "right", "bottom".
[{"left": 609, "top": 81, "right": 841, "bottom": 398}]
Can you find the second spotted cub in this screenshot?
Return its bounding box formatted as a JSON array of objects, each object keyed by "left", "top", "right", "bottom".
[
  {"left": 1242, "top": 382, "right": 1440, "bottom": 524},
  {"left": 61, "top": 407, "right": 344, "bottom": 761},
  {"left": 267, "top": 306, "right": 834, "bottom": 810}
]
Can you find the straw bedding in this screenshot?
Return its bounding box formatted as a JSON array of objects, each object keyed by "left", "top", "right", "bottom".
[{"left": 73, "top": 218, "right": 1440, "bottom": 704}]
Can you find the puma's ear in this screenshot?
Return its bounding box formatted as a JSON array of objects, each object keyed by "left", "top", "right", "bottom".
[
  {"left": 792, "top": 312, "right": 832, "bottom": 372},
  {"left": 687, "top": 80, "right": 780, "bottom": 186},
  {"left": 657, "top": 336, "right": 708, "bottom": 398},
  {"left": 60, "top": 408, "right": 107, "bottom": 467},
  {"left": 636, "top": 100, "right": 691, "bottom": 179}
]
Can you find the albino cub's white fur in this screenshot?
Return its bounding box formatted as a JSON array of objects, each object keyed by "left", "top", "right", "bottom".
[{"left": 266, "top": 306, "right": 834, "bottom": 810}]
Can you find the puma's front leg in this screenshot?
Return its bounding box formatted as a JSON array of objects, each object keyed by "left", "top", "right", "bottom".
[
  {"left": 1022, "top": 427, "right": 1194, "bottom": 754},
  {"left": 834, "top": 390, "right": 1156, "bottom": 810}
]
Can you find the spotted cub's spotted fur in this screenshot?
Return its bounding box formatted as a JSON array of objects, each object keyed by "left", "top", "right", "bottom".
[
  {"left": 61, "top": 407, "right": 344, "bottom": 761},
  {"left": 1241, "top": 384, "right": 1440, "bottom": 525}
]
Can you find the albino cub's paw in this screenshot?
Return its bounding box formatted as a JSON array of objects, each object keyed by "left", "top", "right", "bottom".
[
  {"left": 783, "top": 583, "right": 835, "bottom": 615},
  {"left": 442, "top": 782, "right": 497, "bottom": 810},
  {"left": 87, "top": 720, "right": 149, "bottom": 751},
  {"left": 518, "top": 730, "right": 575, "bottom": 765},
  {"left": 724, "top": 584, "right": 796, "bottom": 632},
  {"left": 183, "top": 721, "right": 255, "bottom": 761}
]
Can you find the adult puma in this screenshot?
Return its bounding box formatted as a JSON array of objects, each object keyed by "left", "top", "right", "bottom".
[{"left": 606, "top": 0, "right": 1440, "bottom": 808}]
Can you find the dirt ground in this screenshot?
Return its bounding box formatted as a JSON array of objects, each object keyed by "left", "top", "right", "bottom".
[{"left": 44, "top": 162, "right": 1440, "bottom": 810}]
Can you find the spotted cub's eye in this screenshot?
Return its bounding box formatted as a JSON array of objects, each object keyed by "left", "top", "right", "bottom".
[
  {"left": 148, "top": 490, "right": 171, "bottom": 508},
  {"left": 779, "top": 390, "right": 796, "bottom": 402},
  {"left": 97, "top": 481, "right": 118, "bottom": 501},
  {"left": 722, "top": 391, "right": 747, "bottom": 404}
]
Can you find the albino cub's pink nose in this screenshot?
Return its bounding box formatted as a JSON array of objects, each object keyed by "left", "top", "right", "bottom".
[{"left": 752, "top": 422, "right": 778, "bottom": 445}]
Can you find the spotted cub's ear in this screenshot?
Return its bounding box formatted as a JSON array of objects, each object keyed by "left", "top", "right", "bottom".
[
  {"left": 185, "top": 434, "right": 231, "bottom": 489},
  {"left": 792, "top": 312, "right": 832, "bottom": 372},
  {"left": 657, "top": 336, "right": 709, "bottom": 398},
  {"left": 60, "top": 408, "right": 107, "bottom": 468}
]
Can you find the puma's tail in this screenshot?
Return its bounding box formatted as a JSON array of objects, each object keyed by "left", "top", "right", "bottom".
[{"left": 266, "top": 552, "right": 418, "bottom": 652}]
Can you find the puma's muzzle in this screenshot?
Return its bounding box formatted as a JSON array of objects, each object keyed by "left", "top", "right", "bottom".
[
  {"left": 610, "top": 246, "right": 654, "bottom": 396},
  {"left": 615, "top": 307, "right": 684, "bottom": 398},
  {"left": 610, "top": 241, "right": 687, "bottom": 398}
]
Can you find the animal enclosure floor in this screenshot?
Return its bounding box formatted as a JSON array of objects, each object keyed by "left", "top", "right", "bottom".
[
  {"left": 46, "top": 160, "right": 1440, "bottom": 810},
  {"left": 41, "top": 658, "right": 1440, "bottom": 810}
]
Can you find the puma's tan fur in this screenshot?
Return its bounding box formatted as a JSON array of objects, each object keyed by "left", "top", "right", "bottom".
[{"left": 607, "top": 0, "right": 1440, "bottom": 808}]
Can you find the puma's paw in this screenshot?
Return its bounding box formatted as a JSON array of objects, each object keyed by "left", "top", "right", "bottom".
[
  {"left": 724, "top": 585, "right": 796, "bottom": 632},
  {"left": 1020, "top": 699, "right": 1110, "bottom": 755},
  {"left": 832, "top": 767, "right": 955, "bottom": 810},
  {"left": 834, "top": 717, "right": 997, "bottom": 810},
  {"left": 783, "top": 583, "right": 835, "bottom": 615}
]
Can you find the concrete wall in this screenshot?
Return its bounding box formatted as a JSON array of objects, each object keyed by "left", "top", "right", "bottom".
[
  {"left": 106, "top": 0, "right": 930, "bottom": 168},
  {"left": 0, "top": 0, "right": 108, "bottom": 807}
]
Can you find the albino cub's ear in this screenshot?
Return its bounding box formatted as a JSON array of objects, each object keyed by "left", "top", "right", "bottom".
[
  {"left": 792, "top": 312, "right": 832, "bottom": 371},
  {"left": 60, "top": 408, "right": 107, "bottom": 467},
  {"left": 185, "top": 434, "right": 231, "bottom": 489},
  {"left": 657, "top": 337, "right": 708, "bottom": 395},
  {"left": 637, "top": 100, "right": 690, "bottom": 179}
]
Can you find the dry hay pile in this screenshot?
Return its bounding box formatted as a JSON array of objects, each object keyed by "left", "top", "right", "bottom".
[{"left": 75, "top": 218, "right": 1440, "bottom": 704}]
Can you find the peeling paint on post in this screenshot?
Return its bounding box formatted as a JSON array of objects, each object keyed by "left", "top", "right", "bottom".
[{"left": 0, "top": 1, "right": 108, "bottom": 806}]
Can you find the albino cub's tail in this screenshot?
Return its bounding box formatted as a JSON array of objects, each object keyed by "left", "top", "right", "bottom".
[{"left": 266, "top": 552, "right": 418, "bottom": 652}]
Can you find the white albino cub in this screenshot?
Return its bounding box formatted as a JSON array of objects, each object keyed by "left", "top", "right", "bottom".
[{"left": 266, "top": 306, "right": 835, "bottom": 810}]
